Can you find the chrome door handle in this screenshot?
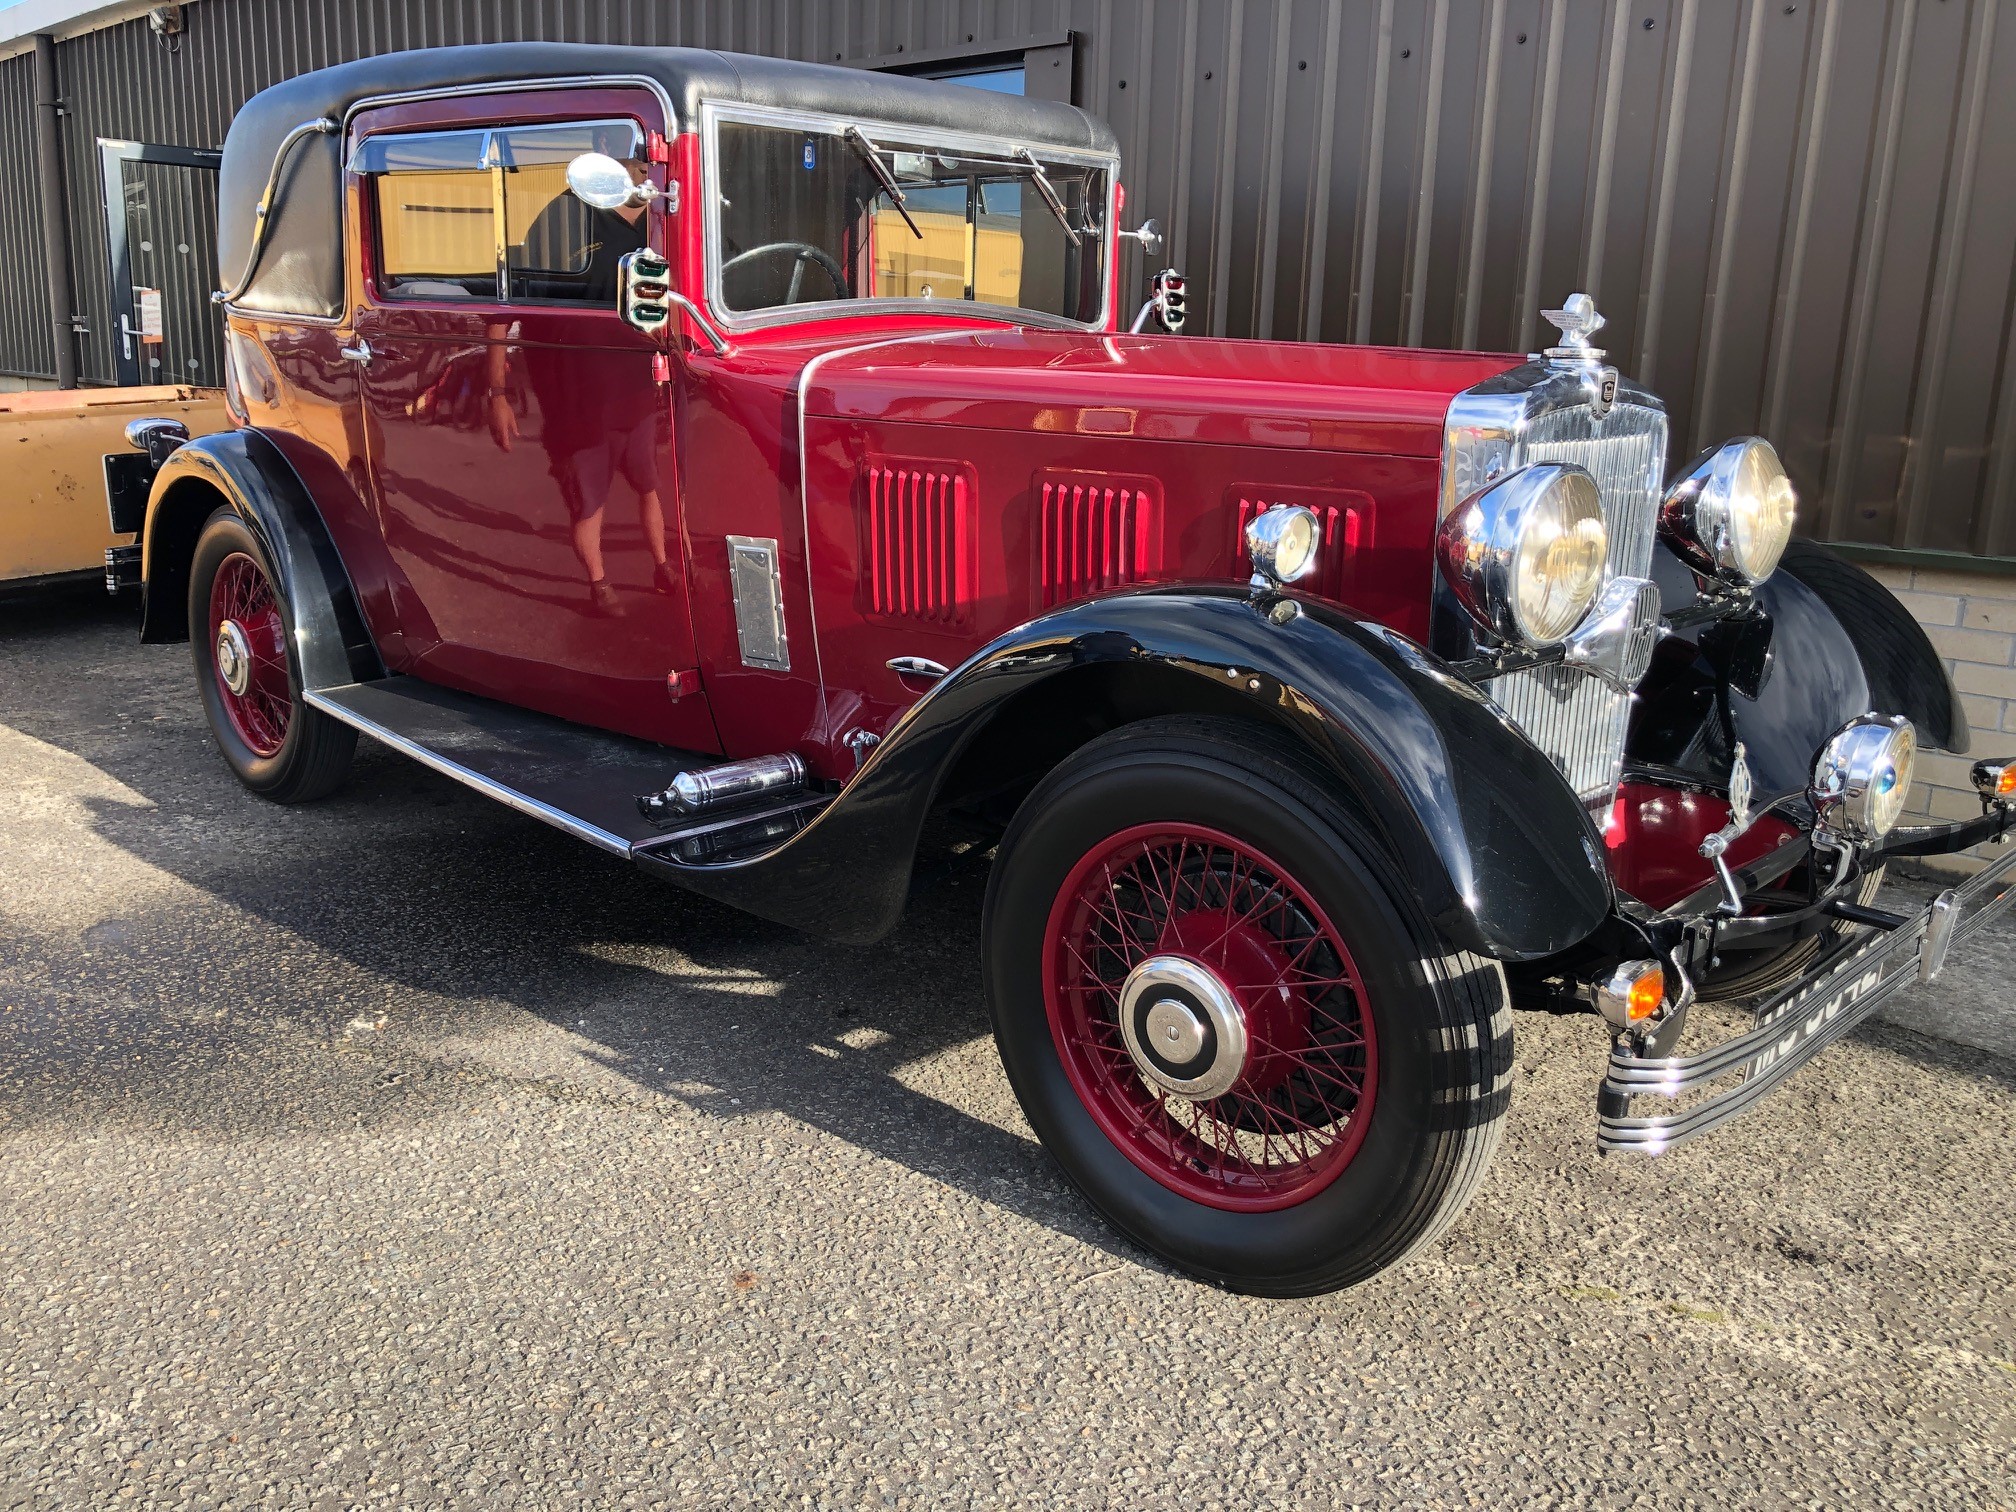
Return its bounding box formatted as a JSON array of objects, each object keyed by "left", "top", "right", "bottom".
[
  {"left": 339, "top": 339, "right": 373, "bottom": 364},
  {"left": 887, "top": 656, "right": 949, "bottom": 681}
]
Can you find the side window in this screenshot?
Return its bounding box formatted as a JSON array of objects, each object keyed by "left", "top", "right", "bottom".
[
  {"left": 355, "top": 118, "right": 646, "bottom": 304},
  {"left": 500, "top": 121, "right": 646, "bottom": 303},
  {"left": 357, "top": 128, "right": 496, "bottom": 299}
]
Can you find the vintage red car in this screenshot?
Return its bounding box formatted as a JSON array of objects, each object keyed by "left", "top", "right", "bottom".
[{"left": 109, "top": 44, "right": 2016, "bottom": 1295}]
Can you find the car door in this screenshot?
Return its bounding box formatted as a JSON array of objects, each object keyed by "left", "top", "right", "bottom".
[{"left": 347, "top": 99, "right": 719, "bottom": 753}]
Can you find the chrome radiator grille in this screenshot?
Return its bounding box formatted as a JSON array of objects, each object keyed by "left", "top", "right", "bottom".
[
  {"left": 1518, "top": 405, "right": 1668, "bottom": 582},
  {"left": 1462, "top": 391, "right": 1669, "bottom": 803}
]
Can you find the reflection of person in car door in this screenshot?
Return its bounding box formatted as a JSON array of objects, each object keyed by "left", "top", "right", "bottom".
[{"left": 491, "top": 149, "right": 674, "bottom": 617}]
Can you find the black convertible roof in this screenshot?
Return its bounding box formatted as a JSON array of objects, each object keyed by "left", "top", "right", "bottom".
[{"left": 219, "top": 42, "right": 1120, "bottom": 320}]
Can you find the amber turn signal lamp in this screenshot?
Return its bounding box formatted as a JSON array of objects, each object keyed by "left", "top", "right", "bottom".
[
  {"left": 1595, "top": 960, "right": 1667, "bottom": 1033},
  {"left": 1971, "top": 758, "right": 2016, "bottom": 801}
]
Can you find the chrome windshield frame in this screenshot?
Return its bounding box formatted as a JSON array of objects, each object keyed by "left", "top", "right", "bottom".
[{"left": 698, "top": 99, "right": 1119, "bottom": 335}]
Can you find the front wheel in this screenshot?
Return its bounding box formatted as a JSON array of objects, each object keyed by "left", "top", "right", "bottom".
[
  {"left": 188, "top": 508, "right": 355, "bottom": 803},
  {"left": 982, "top": 717, "right": 1513, "bottom": 1296}
]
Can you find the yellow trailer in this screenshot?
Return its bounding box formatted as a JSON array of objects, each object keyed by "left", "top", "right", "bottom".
[{"left": 1, "top": 386, "right": 231, "bottom": 593}]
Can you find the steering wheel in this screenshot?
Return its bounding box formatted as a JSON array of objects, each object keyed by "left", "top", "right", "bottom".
[{"left": 720, "top": 241, "right": 850, "bottom": 304}]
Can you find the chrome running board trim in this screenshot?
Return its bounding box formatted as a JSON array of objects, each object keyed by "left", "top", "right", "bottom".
[
  {"left": 1596, "top": 841, "right": 2016, "bottom": 1154},
  {"left": 304, "top": 687, "right": 635, "bottom": 856}
]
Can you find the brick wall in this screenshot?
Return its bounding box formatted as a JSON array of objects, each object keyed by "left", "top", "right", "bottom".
[{"left": 1862, "top": 563, "right": 2014, "bottom": 877}]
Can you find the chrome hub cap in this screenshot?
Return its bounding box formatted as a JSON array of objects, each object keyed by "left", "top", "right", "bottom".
[
  {"left": 1117, "top": 955, "right": 1249, "bottom": 1100},
  {"left": 214, "top": 618, "right": 252, "bottom": 697}
]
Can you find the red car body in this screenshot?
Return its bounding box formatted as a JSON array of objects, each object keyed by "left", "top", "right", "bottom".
[{"left": 113, "top": 44, "right": 2007, "bottom": 1293}]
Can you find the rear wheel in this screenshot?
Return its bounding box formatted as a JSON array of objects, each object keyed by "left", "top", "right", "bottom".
[
  {"left": 188, "top": 509, "right": 355, "bottom": 802},
  {"left": 983, "top": 717, "right": 1513, "bottom": 1296}
]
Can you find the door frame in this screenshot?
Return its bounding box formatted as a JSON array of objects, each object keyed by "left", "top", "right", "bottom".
[{"left": 98, "top": 137, "right": 222, "bottom": 386}]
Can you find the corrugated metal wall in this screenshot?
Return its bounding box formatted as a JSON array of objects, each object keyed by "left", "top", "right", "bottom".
[
  {"left": 0, "top": 53, "right": 54, "bottom": 377},
  {"left": 3, "top": 0, "right": 2015, "bottom": 559}
]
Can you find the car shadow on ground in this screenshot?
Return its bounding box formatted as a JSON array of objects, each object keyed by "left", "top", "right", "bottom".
[{"left": 0, "top": 592, "right": 1156, "bottom": 1269}]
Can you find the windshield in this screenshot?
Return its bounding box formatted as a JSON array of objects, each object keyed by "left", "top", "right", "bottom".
[{"left": 712, "top": 119, "right": 1108, "bottom": 324}]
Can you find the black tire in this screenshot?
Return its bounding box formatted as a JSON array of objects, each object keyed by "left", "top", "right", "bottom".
[
  {"left": 187, "top": 508, "right": 355, "bottom": 803},
  {"left": 982, "top": 715, "right": 1513, "bottom": 1296}
]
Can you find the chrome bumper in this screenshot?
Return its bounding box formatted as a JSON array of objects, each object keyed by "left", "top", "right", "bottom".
[{"left": 1597, "top": 840, "right": 2016, "bottom": 1153}]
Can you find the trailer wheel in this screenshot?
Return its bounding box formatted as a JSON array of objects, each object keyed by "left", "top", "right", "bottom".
[
  {"left": 983, "top": 716, "right": 1513, "bottom": 1296},
  {"left": 188, "top": 508, "right": 354, "bottom": 802}
]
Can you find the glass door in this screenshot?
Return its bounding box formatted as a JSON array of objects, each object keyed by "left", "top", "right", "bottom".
[{"left": 97, "top": 138, "right": 223, "bottom": 387}]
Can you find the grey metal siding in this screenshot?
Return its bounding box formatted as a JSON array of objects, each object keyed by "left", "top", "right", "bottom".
[
  {"left": 4, "top": 0, "right": 2015, "bottom": 559},
  {"left": 0, "top": 53, "right": 54, "bottom": 378}
]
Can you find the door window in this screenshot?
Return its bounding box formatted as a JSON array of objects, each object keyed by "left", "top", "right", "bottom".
[{"left": 355, "top": 119, "right": 645, "bottom": 303}]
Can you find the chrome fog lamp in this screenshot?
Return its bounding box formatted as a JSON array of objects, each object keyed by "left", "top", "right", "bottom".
[
  {"left": 1659, "top": 437, "right": 1797, "bottom": 585},
  {"left": 1245, "top": 504, "right": 1322, "bottom": 589},
  {"left": 1811, "top": 714, "right": 1916, "bottom": 845},
  {"left": 1436, "top": 463, "right": 1608, "bottom": 647}
]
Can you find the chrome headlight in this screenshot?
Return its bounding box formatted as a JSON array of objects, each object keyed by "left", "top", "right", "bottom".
[
  {"left": 1245, "top": 504, "right": 1322, "bottom": 588},
  {"left": 1659, "top": 437, "right": 1797, "bottom": 584},
  {"left": 1436, "top": 463, "right": 1608, "bottom": 647},
  {"left": 1811, "top": 714, "right": 1916, "bottom": 844}
]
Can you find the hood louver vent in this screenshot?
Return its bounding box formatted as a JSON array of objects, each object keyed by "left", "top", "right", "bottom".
[
  {"left": 862, "top": 459, "right": 977, "bottom": 628},
  {"left": 1037, "top": 470, "right": 1163, "bottom": 608}
]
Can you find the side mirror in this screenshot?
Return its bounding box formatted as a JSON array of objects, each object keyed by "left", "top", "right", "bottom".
[
  {"left": 1130, "top": 268, "right": 1187, "bottom": 335},
  {"left": 566, "top": 151, "right": 661, "bottom": 211},
  {"left": 1119, "top": 216, "right": 1163, "bottom": 256}
]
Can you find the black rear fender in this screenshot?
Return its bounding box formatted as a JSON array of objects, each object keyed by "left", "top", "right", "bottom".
[
  {"left": 641, "top": 588, "right": 1613, "bottom": 960},
  {"left": 139, "top": 429, "right": 381, "bottom": 689}
]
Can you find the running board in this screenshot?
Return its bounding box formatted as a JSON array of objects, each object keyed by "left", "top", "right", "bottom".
[{"left": 306, "top": 677, "right": 730, "bottom": 857}]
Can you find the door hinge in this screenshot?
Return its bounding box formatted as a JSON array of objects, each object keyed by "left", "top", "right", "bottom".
[
  {"left": 646, "top": 130, "right": 673, "bottom": 165},
  {"left": 666, "top": 668, "right": 702, "bottom": 702},
  {"left": 652, "top": 351, "right": 672, "bottom": 385}
]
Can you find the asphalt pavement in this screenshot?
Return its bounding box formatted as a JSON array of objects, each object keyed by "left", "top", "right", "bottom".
[{"left": 3, "top": 590, "right": 2013, "bottom": 1508}]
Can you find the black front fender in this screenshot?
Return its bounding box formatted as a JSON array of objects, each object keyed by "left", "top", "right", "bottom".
[
  {"left": 140, "top": 428, "right": 381, "bottom": 689},
  {"left": 1631, "top": 541, "right": 1967, "bottom": 797},
  {"left": 638, "top": 588, "right": 1613, "bottom": 959}
]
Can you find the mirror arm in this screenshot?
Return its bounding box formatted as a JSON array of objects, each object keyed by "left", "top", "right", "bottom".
[{"left": 665, "top": 291, "right": 730, "bottom": 356}]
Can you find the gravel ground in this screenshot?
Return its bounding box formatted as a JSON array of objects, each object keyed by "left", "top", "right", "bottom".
[{"left": 3, "top": 590, "right": 2013, "bottom": 1509}]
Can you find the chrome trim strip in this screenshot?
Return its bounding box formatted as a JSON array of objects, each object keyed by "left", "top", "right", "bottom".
[
  {"left": 699, "top": 97, "right": 1119, "bottom": 336},
  {"left": 301, "top": 689, "right": 634, "bottom": 857},
  {"left": 1596, "top": 840, "right": 2016, "bottom": 1153}
]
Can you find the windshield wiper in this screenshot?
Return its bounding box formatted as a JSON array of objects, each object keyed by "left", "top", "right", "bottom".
[
  {"left": 1012, "top": 147, "right": 1083, "bottom": 245},
  {"left": 843, "top": 128, "right": 923, "bottom": 240}
]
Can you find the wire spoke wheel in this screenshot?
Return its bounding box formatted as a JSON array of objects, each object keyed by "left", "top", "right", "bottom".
[
  {"left": 1043, "top": 822, "right": 1377, "bottom": 1212},
  {"left": 207, "top": 551, "right": 292, "bottom": 758}
]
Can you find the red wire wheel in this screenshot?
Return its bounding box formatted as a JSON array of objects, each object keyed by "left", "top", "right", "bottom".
[
  {"left": 206, "top": 551, "right": 293, "bottom": 759},
  {"left": 1043, "top": 822, "right": 1378, "bottom": 1212}
]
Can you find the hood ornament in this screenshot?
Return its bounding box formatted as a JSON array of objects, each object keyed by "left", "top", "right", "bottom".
[
  {"left": 1541, "top": 291, "right": 1618, "bottom": 418},
  {"left": 1542, "top": 292, "right": 1607, "bottom": 358}
]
